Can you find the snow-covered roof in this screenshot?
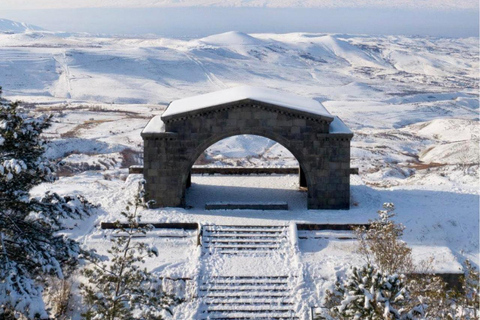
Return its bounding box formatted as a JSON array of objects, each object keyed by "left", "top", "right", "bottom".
[
  {"left": 142, "top": 115, "right": 165, "bottom": 135},
  {"left": 329, "top": 116, "right": 352, "bottom": 134},
  {"left": 161, "top": 86, "right": 333, "bottom": 120}
]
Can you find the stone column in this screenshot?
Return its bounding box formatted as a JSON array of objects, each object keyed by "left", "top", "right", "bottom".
[{"left": 142, "top": 133, "right": 188, "bottom": 208}]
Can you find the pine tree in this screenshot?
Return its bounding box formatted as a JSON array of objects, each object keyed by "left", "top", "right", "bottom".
[
  {"left": 0, "top": 89, "right": 95, "bottom": 319},
  {"left": 80, "top": 182, "right": 180, "bottom": 320},
  {"left": 324, "top": 265, "right": 422, "bottom": 320}
]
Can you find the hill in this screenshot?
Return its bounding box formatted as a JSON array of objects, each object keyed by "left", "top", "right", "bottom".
[{"left": 0, "top": 18, "right": 43, "bottom": 33}]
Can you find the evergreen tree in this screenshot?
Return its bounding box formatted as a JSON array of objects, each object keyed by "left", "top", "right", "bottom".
[
  {"left": 324, "top": 265, "right": 422, "bottom": 320},
  {"left": 80, "top": 182, "right": 180, "bottom": 320},
  {"left": 0, "top": 89, "right": 95, "bottom": 319}
]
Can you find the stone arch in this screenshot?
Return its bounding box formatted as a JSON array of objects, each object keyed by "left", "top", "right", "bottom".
[
  {"left": 183, "top": 131, "right": 314, "bottom": 198},
  {"left": 141, "top": 87, "right": 353, "bottom": 210}
]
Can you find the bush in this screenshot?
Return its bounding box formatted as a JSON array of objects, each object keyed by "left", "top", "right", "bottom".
[
  {"left": 355, "top": 203, "right": 413, "bottom": 274},
  {"left": 44, "top": 277, "right": 74, "bottom": 320}
]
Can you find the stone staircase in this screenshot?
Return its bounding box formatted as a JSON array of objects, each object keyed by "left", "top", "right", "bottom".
[
  {"left": 197, "top": 225, "right": 300, "bottom": 319},
  {"left": 202, "top": 225, "right": 289, "bottom": 254}
]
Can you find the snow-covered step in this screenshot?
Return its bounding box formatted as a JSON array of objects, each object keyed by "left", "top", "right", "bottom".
[
  {"left": 204, "top": 225, "right": 285, "bottom": 229},
  {"left": 206, "top": 301, "right": 294, "bottom": 306},
  {"left": 204, "top": 248, "right": 281, "bottom": 254},
  {"left": 205, "top": 298, "right": 293, "bottom": 304},
  {"left": 198, "top": 225, "right": 299, "bottom": 319},
  {"left": 204, "top": 226, "right": 286, "bottom": 232},
  {"left": 204, "top": 230, "right": 286, "bottom": 234},
  {"left": 199, "top": 285, "right": 289, "bottom": 291},
  {"left": 203, "top": 241, "right": 282, "bottom": 248},
  {"left": 210, "top": 275, "right": 290, "bottom": 279},
  {"left": 205, "top": 244, "right": 282, "bottom": 249},
  {"left": 208, "top": 305, "right": 294, "bottom": 312},
  {"left": 202, "top": 284, "right": 289, "bottom": 289},
  {"left": 204, "top": 227, "right": 286, "bottom": 231},
  {"left": 202, "top": 278, "right": 289, "bottom": 285},
  {"left": 201, "top": 314, "right": 299, "bottom": 320},
  {"left": 204, "top": 238, "right": 282, "bottom": 243},
  {"left": 204, "top": 242, "right": 282, "bottom": 247},
  {"left": 203, "top": 233, "right": 284, "bottom": 238},
  {"left": 203, "top": 311, "right": 299, "bottom": 319},
  {"left": 200, "top": 317, "right": 299, "bottom": 320},
  {"left": 200, "top": 279, "right": 289, "bottom": 285},
  {"left": 207, "top": 249, "right": 279, "bottom": 255},
  {"left": 203, "top": 292, "right": 291, "bottom": 299},
  {"left": 202, "top": 225, "right": 289, "bottom": 254},
  {"left": 205, "top": 225, "right": 285, "bottom": 228}
]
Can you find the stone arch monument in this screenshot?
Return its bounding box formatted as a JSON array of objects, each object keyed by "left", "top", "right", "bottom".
[{"left": 141, "top": 86, "right": 353, "bottom": 209}]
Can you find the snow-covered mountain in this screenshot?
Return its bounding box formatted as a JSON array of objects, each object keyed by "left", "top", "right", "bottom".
[{"left": 0, "top": 18, "right": 43, "bottom": 33}]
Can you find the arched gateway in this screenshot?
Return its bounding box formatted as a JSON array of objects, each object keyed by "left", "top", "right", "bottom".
[{"left": 142, "top": 86, "right": 353, "bottom": 209}]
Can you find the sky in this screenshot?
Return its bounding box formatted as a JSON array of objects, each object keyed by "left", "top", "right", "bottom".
[
  {"left": 0, "top": 0, "right": 478, "bottom": 10},
  {"left": 0, "top": 0, "right": 478, "bottom": 38}
]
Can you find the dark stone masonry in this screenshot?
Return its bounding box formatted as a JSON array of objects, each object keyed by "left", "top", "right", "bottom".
[{"left": 141, "top": 87, "right": 353, "bottom": 209}]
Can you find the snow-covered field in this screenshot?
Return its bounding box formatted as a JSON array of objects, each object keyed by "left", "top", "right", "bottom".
[{"left": 1, "top": 19, "right": 478, "bottom": 318}]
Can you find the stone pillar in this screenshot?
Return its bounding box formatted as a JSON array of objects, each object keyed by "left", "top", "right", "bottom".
[
  {"left": 142, "top": 133, "right": 188, "bottom": 208},
  {"left": 186, "top": 171, "right": 192, "bottom": 188},
  {"left": 301, "top": 134, "right": 351, "bottom": 210},
  {"left": 299, "top": 167, "right": 307, "bottom": 188}
]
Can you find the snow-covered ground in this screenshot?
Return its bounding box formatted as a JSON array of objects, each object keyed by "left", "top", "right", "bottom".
[{"left": 2, "top": 24, "right": 478, "bottom": 318}]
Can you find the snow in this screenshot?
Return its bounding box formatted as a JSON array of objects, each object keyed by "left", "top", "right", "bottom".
[
  {"left": 206, "top": 135, "right": 282, "bottom": 159},
  {"left": 407, "top": 118, "right": 479, "bottom": 142},
  {"left": 30, "top": 168, "right": 478, "bottom": 319},
  {"left": 330, "top": 116, "right": 352, "bottom": 134},
  {"left": 214, "top": 254, "right": 293, "bottom": 277},
  {"left": 198, "top": 31, "right": 264, "bottom": 46},
  {"left": 162, "top": 86, "right": 333, "bottom": 120},
  {"left": 2, "top": 23, "right": 479, "bottom": 319},
  {"left": 142, "top": 115, "right": 165, "bottom": 135},
  {"left": 187, "top": 174, "right": 306, "bottom": 210},
  {"left": 36, "top": 172, "right": 477, "bottom": 272},
  {"left": 315, "top": 35, "right": 386, "bottom": 69},
  {"left": 0, "top": 18, "right": 43, "bottom": 33},
  {"left": 1, "top": 158, "right": 27, "bottom": 180}
]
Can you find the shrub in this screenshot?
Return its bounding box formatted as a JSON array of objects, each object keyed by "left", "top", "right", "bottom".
[
  {"left": 355, "top": 203, "right": 413, "bottom": 274},
  {"left": 44, "top": 277, "right": 74, "bottom": 320}
]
